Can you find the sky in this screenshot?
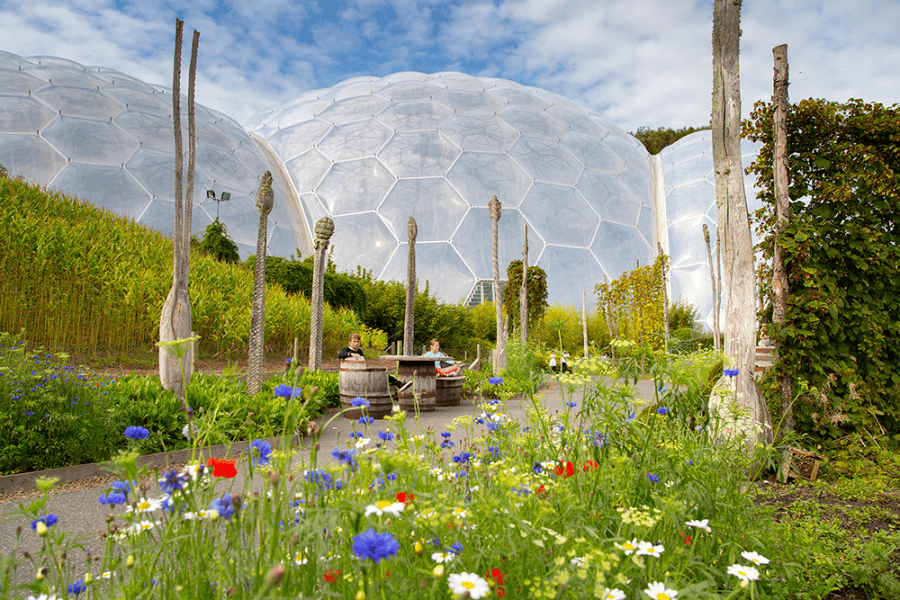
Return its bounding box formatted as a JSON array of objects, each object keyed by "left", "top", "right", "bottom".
[{"left": 1, "top": 0, "right": 898, "bottom": 134}]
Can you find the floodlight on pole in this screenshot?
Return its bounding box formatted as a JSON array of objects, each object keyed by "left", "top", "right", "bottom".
[{"left": 206, "top": 190, "right": 231, "bottom": 221}]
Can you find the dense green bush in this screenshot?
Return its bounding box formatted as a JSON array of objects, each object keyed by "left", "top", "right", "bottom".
[{"left": 249, "top": 255, "right": 368, "bottom": 317}]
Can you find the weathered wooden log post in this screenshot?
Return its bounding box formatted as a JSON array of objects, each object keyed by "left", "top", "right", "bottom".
[
  {"left": 489, "top": 195, "right": 506, "bottom": 372},
  {"left": 308, "top": 217, "right": 334, "bottom": 372},
  {"left": 247, "top": 171, "right": 274, "bottom": 395},
  {"left": 404, "top": 217, "right": 417, "bottom": 356}
]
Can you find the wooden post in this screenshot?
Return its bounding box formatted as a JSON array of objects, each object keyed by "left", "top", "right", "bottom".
[
  {"left": 489, "top": 195, "right": 506, "bottom": 372},
  {"left": 582, "top": 288, "right": 589, "bottom": 358},
  {"left": 292, "top": 337, "right": 299, "bottom": 365},
  {"left": 658, "top": 243, "right": 669, "bottom": 351},
  {"left": 519, "top": 225, "right": 529, "bottom": 347},
  {"left": 703, "top": 224, "right": 721, "bottom": 351},
  {"left": 190, "top": 331, "right": 198, "bottom": 374},
  {"left": 308, "top": 217, "right": 334, "bottom": 372},
  {"left": 404, "top": 217, "right": 417, "bottom": 356},
  {"left": 773, "top": 43, "right": 793, "bottom": 432}
]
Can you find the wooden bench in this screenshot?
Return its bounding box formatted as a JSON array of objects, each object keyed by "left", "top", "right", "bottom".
[
  {"left": 435, "top": 375, "right": 465, "bottom": 407},
  {"left": 755, "top": 346, "right": 774, "bottom": 374}
]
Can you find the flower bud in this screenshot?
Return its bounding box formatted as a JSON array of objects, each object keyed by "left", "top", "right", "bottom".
[
  {"left": 264, "top": 565, "right": 285, "bottom": 588},
  {"left": 356, "top": 591, "right": 366, "bottom": 600},
  {"left": 126, "top": 555, "right": 135, "bottom": 568},
  {"left": 35, "top": 521, "right": 48, "bottom": 536}
]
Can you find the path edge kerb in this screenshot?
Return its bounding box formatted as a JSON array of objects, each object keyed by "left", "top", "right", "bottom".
[{"left": 0, "top": 434, "right": 298, "bottom": 494}]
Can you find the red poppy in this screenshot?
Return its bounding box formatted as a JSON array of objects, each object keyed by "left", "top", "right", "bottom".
[
  {"left": 555, "top": 461, "right": 575, "bottom": 477},
  {"left": 582, "top": 460, "right": 599, "bottom": 472},
  {"left": 487, "top": 569, "right": 506, "bottom": 597},
  {"left": 497, "top": 588, "right": 506, "bottom": 597},
  {"left": 396, "top": 491, "right": 415, "bottom": 503},
  {"left": 206, "top": 457, "right": 237, "bottom": 478},
  {"left": 677, "top": 531, "right": 692, "bottom": 546},
  {"left": 324, "top": 569, "right": 340, "bottom": 583},
  {"left": 535, "top": 484, "right": 548, "bottom": 497}
]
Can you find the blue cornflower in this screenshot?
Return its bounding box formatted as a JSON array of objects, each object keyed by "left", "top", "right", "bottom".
[
  {"left": 475, "top": 417, "right": 485, "bottom": 424},
  {"left": 488, "top": 376, "right": 503, "bottom": 385},
  {"left": 440, "top": 439, "right": 455, "bottom": 449},
  {"left": 486, "top": 421, "right": 500, "bottom": 432},
  {"left": 533, "top": 462, "right": 543, "bottom": 474},
  {"left": 331, "top": 447, "right": 357, "bottom": 465},
  {"left": 30, "top": 514, "right": 58, "bottom": 530},
  {"left": 431, "top": 536, "right": 442, "bottom": 548},
  {"left": 111, "top": 480, "right": 134, "bottom": 494},
  {"left": 487, "top": 446, "right": 500, "bottom": 458},
  {"left": 452, "top": 451, "right": 472, "bottom": 464},
  {"left": 359, "top": 416, "right": 374, "bottom": 425},
  {"left": 352, "top": 529, "right": 399, "bottom": 563},
  {"left": 440, "top": 431, "right": 452, "bottom": 438},
  {"left": 124, "top": 426, "right": 149, "bottom": 440},
  {"left": 212, "top": 494, "right": 236, "bottom": 520},
  {"left": 686, "top": 459, "right": 695, "bottom": 466},
  {"left": 386, "top": 472, "right": 397, "bottom": 482},
  {"left": 158, "top": 468, "right": 186, "bottom": 495},
  {"left": 351, "top": 397, "right": 370, "bottom": 407},
  {"left": 305, "top": 469, "right": 335, "bottom": 489},
  {"left": 593, "top": 433, "right": 608, "bottom": 447},
  {"left": 250, "top": 439, "right": 272, "bottom": 466},
  {"left": 449, "top": 541, "right": 464, "bottom": 554},
  {"left": 648, "top": 473, "right": 660, "bottom": 483},
  {"left": 626, "top": 413, "right": 636, "bottom": 422},
  {"left": 22, "top": 410, "right": 34, "bottom": 416},
  {"left": 348, "top": 431, "right": 363, "bottom": 439},
  {"left": 566, "top": 401, "right": 577, "bottom": 408},
  {"left": 67, "top": 579, "right": 87, "bottom": 596},
  {"left": 512, "top": 484, "right": 531, "bottom": 496},
  {"left": 723, "top": 368, "right": 739, "bottom": 377},
  {"left": 657, "top": 407, "right": 669, "bottom": 415},
  {"left": 378, "top": 430, "right": 394, "bottom": 442},
  {"left": 99, "top": 491, "right": 127, "bottom": 506},
  {"left": 274, "top": 383, "right": 301, "bottom": 398}
]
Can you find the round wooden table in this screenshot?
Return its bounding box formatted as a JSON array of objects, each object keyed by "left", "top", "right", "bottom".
[{"left": 380, "top": 355, "right": 451, "bottom": 413}]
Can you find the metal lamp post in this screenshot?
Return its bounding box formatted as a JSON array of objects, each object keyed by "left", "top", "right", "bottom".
[{"left": 206, "top": 190, "right": 231, "bottom": 221}]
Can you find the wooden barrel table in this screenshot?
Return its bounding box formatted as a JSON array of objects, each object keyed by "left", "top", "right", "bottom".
[
  {"left": 435, "top": 375, "right": 465, "bottom": 407},
  {"left": 338, "top": 360, "right": 393, "bottom": 419},
  {"left": 380, "top": 355, "right": 438, "bottom": 413}
]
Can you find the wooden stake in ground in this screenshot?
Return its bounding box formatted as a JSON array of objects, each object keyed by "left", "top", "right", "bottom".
[
  {"left": 702, "top": 224, "right": 721, "bottom": 351},
  {"left": 712, "top": 0, "right": 772, "bottom": 444},
  {"left": 582, "top": 288, "right": 589, "bottom": 358},
  {"left": 772, "top": 43, "right": 793, "bottom": 432},
  {"left": 519, "top": 225, "right": 528, "bottom": 346},
  {"left": 658, "top": 242, "right": 669, "bottom": 351},
  {"left": 404, "top": 217, "right": 417, "bottom": 355},
  {"left": 308, "top": 217, "right": 334, "bottom": 372},
  {"left": 247, "top": 171, "right": 274, "bottom": 395},
  {"left": 159, "top": 20, "right": 199, "bottom": 406},
  {"left": 489, "top": 195, "right": 506, "bottom": 372}
]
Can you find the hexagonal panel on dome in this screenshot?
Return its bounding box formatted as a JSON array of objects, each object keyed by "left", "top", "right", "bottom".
[
  {"left": 198, "top": 144, "right": 264, "bottom": 194},
  {"left": 0, "top": 70, "right": 48, "bottom": 96},
  {"left": 670, "top": 264, "right": 714, "bottom": 324},
  {"left": 138, "top": 197, "right": 214, "bottom": 238},
  {"left": 265, "top": 120, "right": 332, "bottom": 161},
  {"left": 547, "top": 106, "right": 608, "bottom": 138},
  {"left": 377, "top": 131, "right": 460, "bottom": 178},
  {"left": 636, "top": 205, "right": 654, "bottom": 244},
  {"left": 35, "top": 85, "right": 125, "bottom": 121},
  {"left": 376, "top": 80, "right": 444, "bottom": 101},
  {"left": 94, "top": 70, "right": 160, "bottom": 94},
  {"left": 618, "top": 163, "right": 652, "bottom": 204},
  {"left": 665, "top": 179, "right": 715, "bottom": 222},
  {"left": 328, "top": 77, "right": 384, "bottom": 102},
  {"left": 380, "top": 241, "right": 475, "bottom": 303},
  {"left": 451, "top": 206, "right": 538, "bottom": 279},
  {"left": 576, "top": 168, "right": 640, "bottom": 226},
  {"left": 315, "top": 119, "right": 392, "bottom": 163},
  {"left": 317, "top": 158, "right": 394, "bottom": 215},
  {"left": 428, "top": 72, "right": 488, "bottom": 91},
  {"left": 41, "top": 116, "right": 138, "bottom": 165},
  {"left": 285, "top": 149, "right": 331, "bottom": 194},
  {"left": 536, "top": 245, "right": 609, "bottom": 307},
  {"left": 486, "top": 86, "right": 550, "bottom": 111},
  {"left": 592, "top": 220, "right": 654, "bottom": 279},
  {"left": 0, "top": 133, "right": 67, "bottom": 184},
  {"left": 440, "top": 113, "right": 519, "bottom": 153},
  {"left": 562, "top": 131, "right": 624, "bottom": 173},
  {"left": 433, "top": 89, "right": 506, "bottom": 114},
  {"left": 604, "top": 135, "right": 649, "bottom": 168},
  {"left": 329, "top": 212, "right": 398, "bottom": 275},
  {"left": 101, "top": 87, "right": 171, "bottom": 117},
  {"left": 378, "top": 178, "right": 468, "bottom": 242},
  {"left": 0, "top": 96, "right": 57, "bottom": 133},
  {"left": 298, "top": 192, "right": 329, "bottom": 237},
  {"left": 124, "top": 146, "right": 210, "bottom": 202},
  {"left": 26, "top": 65, "right": 107, "bottom": 89},
  {"left": 49, "top": 163, "right": 150, "bottom": 219},
  {"left": 508, "top": 136, "right": 583, "bottom": 185},
  {"left": 666, "top": 214, "right": 716, "bottom": 269},
  {"left": 520, "top": 182, "right": 598, "bottom": 247},
  {"left": 375, "top": 100, "right": 453, "bottom": 131},
  {"left": 114, "top": 110, "right": 182, "bottom": 153},
  {"left": 446, "top": 152, "right": 531, "bottom": 208},
  {"left": 498, "top": 105, "right": 568, "bottom": 141},
  {"left": 317, "top": 95, "right": 390, "bottom": 125}
]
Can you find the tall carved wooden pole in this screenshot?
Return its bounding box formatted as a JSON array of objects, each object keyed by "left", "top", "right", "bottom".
[
  {"left": 489, "top": 195, "right": 506, "bottom": 372},
  {"left": 308, "top": 217, "right": 334, "bottom": 372},
  {"left": 519, "top": 225, "right": 528, "bottom": 346},
  {"left": 247, "top": 171, "right": 274, "bottom": 395},
  {"left": 702, "top": 223, "right": 721, "bottom": 351},
  {"left": 772, "top": 43, "right": 793, "bottom": 432},
  {"left": 159, "top": 20, "right": 199, "bottom": 407},
  {"left": 712, "top": 0, "right": 772, "bottom": 444},
  {"left": 404, "top": 217, "right": 417, "bottom": 355},
  {"left": 658, "top": 242, "right": 669, "bottom": 351}
]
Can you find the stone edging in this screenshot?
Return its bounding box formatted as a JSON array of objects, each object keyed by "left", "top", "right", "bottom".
[{"left": 0, "top": 434, "right": 299, "bottom": 494}]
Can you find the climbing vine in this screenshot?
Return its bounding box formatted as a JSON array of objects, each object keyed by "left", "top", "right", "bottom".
[{"left": 594, "top": 255, "right": 668, "bottom": 350}]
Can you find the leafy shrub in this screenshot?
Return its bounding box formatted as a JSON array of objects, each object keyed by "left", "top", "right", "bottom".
[{"left": 197, "top": 219, "right": 240, "bottom": 264}]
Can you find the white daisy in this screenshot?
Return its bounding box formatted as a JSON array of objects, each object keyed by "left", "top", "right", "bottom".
[
  {"left": 740, "top": 550, "right": 770, "bottom": 566},
  {"left": 447, "top": 572, "right": 490, "bottom": 599},
  {"left": 727, "top": 564, "right": 760, "bottom": 582},
  {"left": 364, "top": 500, "right": 405, "bottom": 517}
]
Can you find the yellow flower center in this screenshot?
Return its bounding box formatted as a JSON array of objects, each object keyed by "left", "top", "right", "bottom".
[
  {"left": 657, "top": 594, "right": 670, "bottom": 600},
  {"left": 624, "top": 543, "right": 634, "bottom": 550},
  {"left": 138, "top": 501, "right": 151, "bottom": 510},
  {"left": 462, "top": 582, "right": 475, "bottom": 590},
  {"left": 376, "top": 500, "right": 392, "bottom": 509},
  {"left": 738, "top": 570, "right": 747, "bottom": 577}
]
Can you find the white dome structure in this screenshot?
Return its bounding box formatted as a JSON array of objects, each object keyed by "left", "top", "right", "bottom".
[
  {"left": 0, "top": 51, "right": 309, "bottom": 258},
  {"left": 0, "top": 50, "right": 764, "bottom": 319},
  {"left": 245, "top": 72, "right": 657, "bottom": 305}
]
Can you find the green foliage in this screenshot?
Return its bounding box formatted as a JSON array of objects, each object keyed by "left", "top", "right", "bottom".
[
  {"left": 197, "top": 219, "right": 240, "bottom": 264},
  {"left": 595, "top": 255, "right": 669, "bottom": 349},
  {"left": 248, "top": 255, "right": 368, "bottom": 317},
  {"left": 668, "top": 300, "right": 700, "bottom": 333},
  {"left": 0, "top": 177, "right": 373, "bottom": 359},
  {"left": 745, "top": 98, "right": 900, "bottom": 446},
  {"left": 632, "top": 125, "right": 710, "bottom": 155},
  {"left": 502, "top": 260, "right": 549, "bottom": 334}
]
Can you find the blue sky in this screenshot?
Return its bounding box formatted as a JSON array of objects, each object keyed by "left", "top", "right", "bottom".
[{"left": 2, "top": 0, "right": 898, "bottom": 133}]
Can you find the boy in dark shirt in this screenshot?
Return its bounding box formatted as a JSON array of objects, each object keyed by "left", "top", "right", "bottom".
[{"left": 339, "top": 333, "right": 410, "bottom": 392}]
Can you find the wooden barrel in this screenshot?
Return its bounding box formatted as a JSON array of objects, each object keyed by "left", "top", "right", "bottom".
[
  {"left": 338, "top": 360, "right": 393, "bottom": 419},
  {"left": 397, "top": 361, "right": 436, "bottom": 413},
  {"left": 435, "top": 375, "right": 465, "bottom": 407}
]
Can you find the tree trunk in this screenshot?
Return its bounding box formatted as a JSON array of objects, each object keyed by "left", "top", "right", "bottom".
[
  {"left": 308, "top": 217, "right": 334, "bottom": 372},
  {"left": 489, "top": 195, "right": 506, "bottom": 372},
  {"left": 247, "top": 171, "right": 274, "bottom": 395},
  {"left": 712, "top": 0, "right": 772, "bottom": 445},
  {"left": 404, "top": 217, "right": 417, "bottom": 355},
  {"left": 159, "top": 20, "right": 198, "bottom": 406},
  {"left": 520, "top": 225, "right": 528, "bottom": 346},
  {"left": 658, "top": 242, "right": 669, "bottom": 351},
  {"left": 702, "top": 224, "right": 721, "bottom": 351},
  {"left": 772, "top": 43, "right": 793, "bottom": 433}
]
